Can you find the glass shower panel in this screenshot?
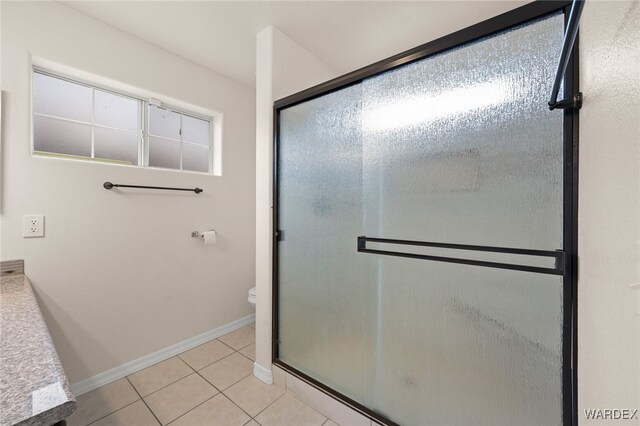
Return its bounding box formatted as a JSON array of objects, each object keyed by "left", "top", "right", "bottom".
[
  {"left": 278, "top": 84, "right": 367, "bottom": 400},
  {"left": 360, "top": 13, "right": 564, "bottom": 425},
  {"left": 364, "top": 259, "right": 563, "bottom": 425}
]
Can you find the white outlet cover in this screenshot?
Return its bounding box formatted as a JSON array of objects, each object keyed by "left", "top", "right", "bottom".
[{"left": 23, "top": 215, "right": 44, "bottom": 238}]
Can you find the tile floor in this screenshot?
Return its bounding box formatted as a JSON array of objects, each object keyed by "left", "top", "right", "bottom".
[{"left": 67, "top": 324, "right": 331, "bottom": 426}]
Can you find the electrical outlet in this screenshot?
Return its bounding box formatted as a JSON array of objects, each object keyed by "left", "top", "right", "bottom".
[{"left": 23, "top": 215, "right": 44, "bottom": 238}]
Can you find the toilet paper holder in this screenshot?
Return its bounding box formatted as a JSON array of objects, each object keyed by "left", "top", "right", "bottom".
[{"left": 191, "top": 230, "right": 215, "bottom": 239}]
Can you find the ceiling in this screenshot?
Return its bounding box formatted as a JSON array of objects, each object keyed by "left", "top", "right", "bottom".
[{"left": 61, "top": 1, "right": 527, "bottom": 88}]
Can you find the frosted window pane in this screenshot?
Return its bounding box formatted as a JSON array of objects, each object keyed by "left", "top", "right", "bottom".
[
  {"left": 182, "top": 115, "right": 210, "bottom": 146},
  {"left": 182, "top": 144, "right": 209, "bottom": 172},
  {"left": 149, "top": 105, "right": 180, "bottom": 139},
  {"left": 94, "top": 127, "right": 138, "bottom": 164},
  {"left": 34, "top": 116, "right": 91, "bottom": 157},
  {"left": 33, "top": 73, "right": 92, "bottom": 122},
  {"left": 148, "top": 137, "right": 180, "bottom": 169},
  {"left": 94, "top": 90, "right": 140, "bottom": 131}
]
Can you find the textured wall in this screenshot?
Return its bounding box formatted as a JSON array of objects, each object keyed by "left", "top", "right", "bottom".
[{"left": 579, "top": 1, "right": 640, "bottom": 423}]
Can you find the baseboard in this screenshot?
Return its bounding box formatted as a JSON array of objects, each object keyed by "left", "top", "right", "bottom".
[
  {"left": 71, "top": 313, "right": 255, "bottom": 396},
  {"left": 253, "top": 362, "right": 273, "bottom": 384}
]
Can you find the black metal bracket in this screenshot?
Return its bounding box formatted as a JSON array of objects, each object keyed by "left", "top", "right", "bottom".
[
  {"left": 548, "top": 0, "right": 585, "bottom": 111},
  {"left": 357, "top": 236, "right": 565, "bottom": 276},
  {"left": 549, "top": 92, "right": 583, "bottom": 111},
  {"left": 103, "top": 181, "right": 203, "bottom": 194}
]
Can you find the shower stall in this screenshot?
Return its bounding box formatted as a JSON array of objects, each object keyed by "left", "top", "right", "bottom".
[{"left": 273, "top": 2, "right": 578, "bottom": 425}]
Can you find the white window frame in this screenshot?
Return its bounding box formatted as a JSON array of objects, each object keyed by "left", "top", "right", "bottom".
[{"left": 32, "top": 66, "right": 215, "bottom": 175}]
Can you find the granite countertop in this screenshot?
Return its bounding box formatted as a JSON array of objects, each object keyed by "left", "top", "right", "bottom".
[{"left": 0, "top": 267, "right": 76, "bottom": 426}]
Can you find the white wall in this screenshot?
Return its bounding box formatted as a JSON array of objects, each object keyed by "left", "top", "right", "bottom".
[
  {"left": 579, "top": 1, "right": 640, "bottom": 422},
  {"left": 0, "top": 1, "right": 256, "bottom": 385},
  {"left": 254, "top": 26, "right": 336, "bottom": 380}
]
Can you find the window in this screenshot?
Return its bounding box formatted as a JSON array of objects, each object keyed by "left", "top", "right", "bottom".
[
  {"left": 148, "top": 105, "right": 211, "bottom": 173},
  {"left": 32, "top": 68, "right": 214, "bottom": 173}
]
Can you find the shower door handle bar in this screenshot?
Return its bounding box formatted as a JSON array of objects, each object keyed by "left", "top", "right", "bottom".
[{"left": 357, "top": 236, "right": 564, "bottom": 276}]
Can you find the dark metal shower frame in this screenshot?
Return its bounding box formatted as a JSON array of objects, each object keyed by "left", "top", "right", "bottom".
[{"left": 272, "top": 1, "right": 579, "bottom": 425}]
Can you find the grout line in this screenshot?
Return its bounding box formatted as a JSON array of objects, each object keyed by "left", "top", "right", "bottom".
[
  {"left": 217, "top": 391, "right": 255, "bottom": 421},
  {"left": 192, "top": 367, "right": 222, "bottom": 392},
  {"left": 132, "top": 355, "right": 198, "bottom": 398},
  {"left": 126, "top": 377, "right": 163, "bottom": 426},
  {"left": 84, "top": 399, "right": 141, "bottom": 426},
  {"left": 195, "top": 363, "right": 252, "bottom": 393},
  {"left": 284, "top": 391, "right": 328, "bottom": 423},
  {"left": 129, "top": 356, "right": 196, "bottom": 399},
  {"left": 134, "top": 370, "right": 194, "bottom": 399},
  {"left": 236, "top": 341, "right": 254, "bottom": 351},
  {"left": 237, "top": 351, "right": 255, "bottom": 363},
  {"left": 217, "top": 338, "right": 239, "bottom": 352},
  {"left": 176, "top": 355, "right": 198, "bottom": 374},
  {"left": 165, "top": 392, "right": 220, "bottom": 425},
  {"left": 191, "top": 354, "right": 256, "bottom": 396},
  {"left": 191, "top": 348, "right": 239, "bottom": 372},
  {"left": 251, "top": 392, "right": 287, "bottom": 419}
]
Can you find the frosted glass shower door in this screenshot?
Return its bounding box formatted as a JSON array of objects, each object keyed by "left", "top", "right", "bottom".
[
  {"left": 277, "top": 84, "right": 367, "bottom": 400},
  {"left": 276, "top": 9, "right": 569, "bottom": 426},
  {"left": 359, "top": 13, "right": 565, "bottom": 425}
]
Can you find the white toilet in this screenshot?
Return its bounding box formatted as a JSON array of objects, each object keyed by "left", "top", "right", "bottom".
[{"left": 248, "top": 287, "right": 256, "bottom": 309}]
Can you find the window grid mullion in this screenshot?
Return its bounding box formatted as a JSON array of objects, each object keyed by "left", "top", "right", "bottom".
[
  {"left": 138, "top": 100, "right": 144, "bottom": 167},
  {"left": 33, "top": 113, "right": 140, "bottom": 135},
  {"left": 179, "top": 113, "right": 184, "bottom": 171},
  {"left": 146, "top": 133, "right": 182, "bottom": 144},
  {"left": 144, "top": 102, "right": 150, "bottom": 167},
  {"left": 209, "top": 118, "right": 213, "bottom": 174},
  {"left": 90, "top": 87, "right": 95, "bottom": 159}
]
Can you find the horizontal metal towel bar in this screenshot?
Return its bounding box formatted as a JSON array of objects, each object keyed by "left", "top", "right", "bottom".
[
  {"left": 357, "top": 236, "right": 564, "bottom": 275},
  {"left": 103, "top": 181, "right": 203, "bottom": 194}
]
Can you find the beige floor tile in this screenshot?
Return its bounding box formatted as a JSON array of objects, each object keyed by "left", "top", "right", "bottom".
[
  {"left": 179, "top": 339, "right": 235, "bottom": 371},
  {"left": 224, "top": 375, "right": 285, "bottom": 417},
  {"left": 255, "top": 393, "right": 326, "bottom": 426},
  {"left": 91, "top": 400, "right": 159, "bottom": 426},
  {"left": 144, "top": 373, "right": 218, "bottom": 425},
  {"left": 170, "top": 394, "right": 250, "bottom": 426},
  {"left": 244, "top": 421, "right": 260, "bottom": 426},
  {"left": 199, "top": 353, "right": 253, "bottom": 390},
  {"left": 248, "top": 322, "right": 255, "bottom": 329},
  {"left": 128, "top": 357, "right": 193, "bottom": 397},
  {"left": 218, "top": 326, "right": 255, "bottom": 350},
  {"left": 66, "top": 378, "right": 139, "bottom": 426},
  {"left": 323, "top": 419, "right": 340, "bottom": 426},
  {"left": 239, "top": 343, "right": 255, "bottom": 361}
]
